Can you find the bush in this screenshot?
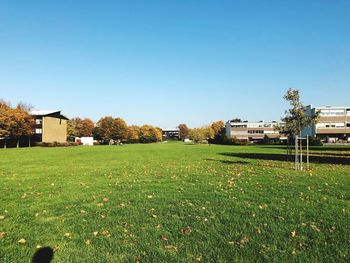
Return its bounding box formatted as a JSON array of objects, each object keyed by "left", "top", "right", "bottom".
[
  {"left": 223, "top": 137, "right": 249, "bottom": 145},
  {"left": 308, "top": 137, "right": 323, "bottom": 146},
  {"left": 35, "top": 142, "right": 79, "bottom": 147},
  {"left": 261, "top": 135, "right": 283, "bottom": 145}
]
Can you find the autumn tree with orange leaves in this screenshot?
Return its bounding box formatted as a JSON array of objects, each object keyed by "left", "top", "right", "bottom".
[
  {"left": 8, "top": 104, "right": 35, "bottom": 147},
  {"left": 71, "top": 117, "right": 95, "bottom": 137}
]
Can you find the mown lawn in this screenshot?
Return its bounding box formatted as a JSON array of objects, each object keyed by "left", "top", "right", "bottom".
[{"left": 0, "top": 142, "right": 349, "bottom": 262}]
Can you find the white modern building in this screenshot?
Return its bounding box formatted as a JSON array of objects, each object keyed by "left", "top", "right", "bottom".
[
  {"left": 302, "top": 105, "right": 350, "bottom": 142},
  {"left": 225, "top": 120, "right": 286, "bottom": 142},
  {"left": 162, "top": 128, "right": 180, "bottom": 140}
]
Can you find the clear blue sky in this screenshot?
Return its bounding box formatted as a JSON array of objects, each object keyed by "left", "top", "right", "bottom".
[{"left": 1, "top": 1, "right": 349, "bottom": 128}]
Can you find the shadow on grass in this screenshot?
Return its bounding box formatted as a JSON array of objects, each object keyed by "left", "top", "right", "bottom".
[
  {"left": 32, "top": 247, "right": 54, "bottom": 263},
  {"left": 205, "top": 158, "right": 250, "bottom": 165},
  {"left": 219, "top": 152, "right": 350, "bottom": 165},
  {"left": 258, "top": 145, "right": 350, "bottom": 152},
  {"left": 308, "top": 151, "right": 350, "bottom": 157}
]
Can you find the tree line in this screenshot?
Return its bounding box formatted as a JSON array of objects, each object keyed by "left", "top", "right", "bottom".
[
  {"left": 0, "top": 98, "right": 163, "bottom": 147},
  {"left": 0, "top": 98, "right": 237, "bottom": 147},
  {"left": 68, "top": 118, "right": 227, "bottom": 145},
  {"left": 2, "top": 88, "right": 314, "bottom": 148},
  {"left": 0, "top": 100, "right": 35, "bottom": 148},
  {"left": 177, "top": 121, "right": 226, "bottom": 144},
  {"left": 67, "top": 116, "right": 162, "bottom": 144}
]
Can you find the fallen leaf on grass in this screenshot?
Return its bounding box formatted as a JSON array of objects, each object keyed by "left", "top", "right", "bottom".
[
  {"left": 80, "top": 210, "right": 87, "bottom": 214},
  {"left": 181, "top": 227, "right": 192, "bottom": 236},
  {"left": 329, "top": 226, "right": 336, "bottom": 232},
  {"left": 164, "top": 245, "right": 177, "bottom": 252},
  {"left": 260, "top": 244, "right": 270, "bottom": 254},
  {"left": 0, "top": 232, "right": 7, "bottom": 238},
  {"left": 259, "top": 204, "right": 268, "bottom": 209},
  {"left": 64, "top": 233, "right": 72, "bottom": 238},
  {"left": 18, "top": 238, "right": 26, "bottom": 244},
  {"left": 238, "top": 237, "right": 250, "bottom": 247},
  {"left": 291, "top": 230, "right": 297, "bottom": 237},
  {"left": 93, "top": 231, "right": 98, "bottom": 236},
  {"left": 0, "top": 215, "right": 5, "bottom": 220},
  {"left": 97, "top": 203, "right": 104, "bottom": 207},
  {"left": 160, "top": 235, "right": 168, "bottom": 241},
  {"left": 102, "top": 230, "right": 111, "bottom": 237},
  {"left": 36, "top": 245, "right": 42, "bottom": 249},
  {"left": 103, "top": 198, "right": 109, "bottom": 202},
  {"left": 85, "top": 239, "right": 91, "bottom": 245},
  {"left": 195, "top": 255, "right": 202, "bottom": 261},
  {"left": 310, "top": 224, "right": 320, "bottom": 232}
]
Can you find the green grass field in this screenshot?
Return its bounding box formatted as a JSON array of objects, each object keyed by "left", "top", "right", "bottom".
[{"left": 1, "top": 143, "right": 349, "bottom": 262}]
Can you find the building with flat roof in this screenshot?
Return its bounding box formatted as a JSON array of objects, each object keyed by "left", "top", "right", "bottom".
[
  {"left": 225, "top": 120, "right": 286, "bottom": 142},
  {"left": 302, "top": 105, "right": 350, "bottom": 142},
  {"left": 30, "top": 110, "right": 69, "bottom": 143},
  {"left": 162, "top": 128, "right": 180, "bottom": 140}
]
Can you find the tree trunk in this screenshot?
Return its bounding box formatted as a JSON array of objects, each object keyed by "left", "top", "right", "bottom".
[
  {"left": 300, "top": 131, "right": 303, "bottom": 171},
  {"left": 295, "top": 135, "right": 298, "bottom": 170},
  {"left": 29, "top": 136, "right": 31, "bottom": 148},
  {"left": 17, "top": 138, "right": 19, "bottom": 148},
  {"left": 4, "top": 139, "right": 6, "bottom": 149}
]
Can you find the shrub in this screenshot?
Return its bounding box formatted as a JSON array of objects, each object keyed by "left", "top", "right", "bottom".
[
  {"left": 223, "top": 137, "right": 249, "bottom": 145},
  {"left": 35, "top": 142, "right": 79, "bottom": 147},
  {"left": 261, "top": 135, "right": 282, "bottom": 145},
  {"left": 308, "top": 137, "right": 323, "bottom": 146}
]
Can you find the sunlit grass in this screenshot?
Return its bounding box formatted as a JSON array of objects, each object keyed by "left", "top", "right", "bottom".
[{"left": 0, "top": 142, "right": 349, "bottom": 262}]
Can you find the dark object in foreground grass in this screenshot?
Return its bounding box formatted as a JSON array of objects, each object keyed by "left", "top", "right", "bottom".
[{"left": 32, "top": 247, "right": 54, "bottom": 263}]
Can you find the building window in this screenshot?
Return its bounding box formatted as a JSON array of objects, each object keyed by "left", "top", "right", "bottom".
[
  {"left": 335, "top": 123, "right": 345, "bottom": 128},
  {"left": 35, "top": 128, "right": 42, "bottom": 134},
  {"left": 36, "top": 119, "right": 42, "bottom": 125},
  {"left": 248, "top": 130, "right": 264, "bottom": 134},
  {"left": 320, "top": 109, "right": 345, "bottom": 116},
  {"left": 321, "top": 122, "right": 345, "bottom": 128}
]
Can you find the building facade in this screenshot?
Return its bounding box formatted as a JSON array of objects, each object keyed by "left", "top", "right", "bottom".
[
  {"left": 302, "top": 105, "right": 350, "bottom": 142},
  {"left": 30, "top": 110, "right": 68, "bottom": 143},
  {"left": 225, "top": 120, "right": 286, "bottom": 142},
  {"left": 162, "top": 128, "right": 180, "bottom": 140}
]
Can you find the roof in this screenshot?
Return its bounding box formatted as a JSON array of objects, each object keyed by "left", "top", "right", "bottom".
[
  {"left": 227, "top": 120, "right": 283, "bottom": 125},
  {"left": 162, "top": 128, "right": 180, "bottom": 132},
  {"left": 307, "top": 105, "right": 350, "bottom": 110},
  {"left": 315, "top": 106, "right": 350, "bottom": 110},
  {"left": 30, "top": 110, "right": 60, "bottom": 116},
  {"left": 29, "top": 110, "right": 69, "bottom": 120}
]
